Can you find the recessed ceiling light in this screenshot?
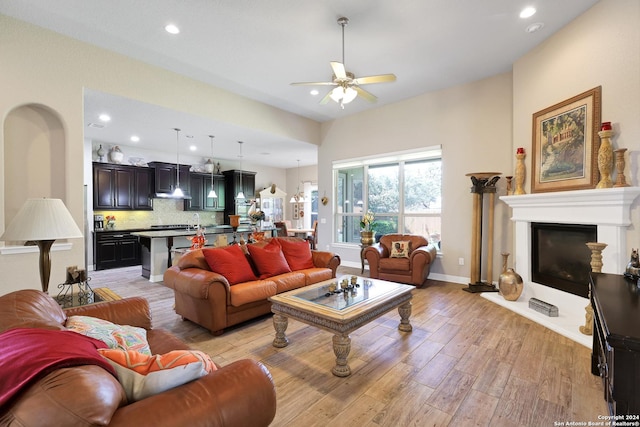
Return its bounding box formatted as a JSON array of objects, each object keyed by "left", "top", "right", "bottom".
[
  {"left": 98, "top": 114, "right": 111, "bottom": 122},
  {"left": 189, "top": 145, "right": 197, "bottom": 151},
  {"left": 165, "top": 24, "right": 180, "bottom": 34},
  {"left": 130, "top": 135, "right": 140, "bottom": 142},
  {"left": 310, "top": 89, "right": 319, "bottom": 96},
  {"left": 526, "top": 22, "right": 545, "bottom": 33},
  {"left": 520, "top": 7, "right": 536, "bottom": 19}
]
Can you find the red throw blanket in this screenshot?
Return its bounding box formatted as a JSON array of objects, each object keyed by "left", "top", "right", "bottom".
[{"left": 0, "top": 328, "right": 117, "bottom": 408}]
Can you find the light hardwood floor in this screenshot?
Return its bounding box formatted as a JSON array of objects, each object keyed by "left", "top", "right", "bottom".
[{"left": 90, "top": 266, "right": 608, "bottom": 426}]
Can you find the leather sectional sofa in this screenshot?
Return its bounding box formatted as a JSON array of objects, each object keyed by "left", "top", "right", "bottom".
[
  {"left": 163, "top": 237, "right": 341, "bottom": 335},
  {"left": 0, "top": 289, "right": 276, "bottom": 426}
]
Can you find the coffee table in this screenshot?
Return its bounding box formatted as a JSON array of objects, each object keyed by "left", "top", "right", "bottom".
[{"left": 269, "top": 275, "right": 414, "bottom": 377}]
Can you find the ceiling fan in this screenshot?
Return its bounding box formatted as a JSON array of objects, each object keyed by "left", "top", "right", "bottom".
[{"left": 291, "top": 17, "right": 396, "bottom": 109}]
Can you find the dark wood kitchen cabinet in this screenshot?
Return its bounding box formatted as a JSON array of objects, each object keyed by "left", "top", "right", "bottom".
[
  {"left": 148, "top": 161, "right": 191, "bottom": 196},
  {"left": 222, "top": 169, "right": 255, "bottom": 221},
  {"left": 92, "top": 163, "right": 153, "bottom": 210},
  {"left": 94, "top": 230, "right": 141, "bottom": 270},
  {"left": 185, "top": 173, "right": 225, "bottom": 211},
  {"left": 590, "top": 272, "right": 640, "bottom": 415}
]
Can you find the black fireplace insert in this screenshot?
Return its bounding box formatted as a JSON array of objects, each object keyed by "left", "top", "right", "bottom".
[{"left": 531, "top": 222, "right": 597, "bottom": 298}]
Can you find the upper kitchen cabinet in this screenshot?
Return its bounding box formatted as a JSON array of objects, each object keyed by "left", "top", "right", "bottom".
[
  {"left": 222, "top": 169, "right": 256, "bottom": 222},
  {"left": 148, "top": 161, "right": 191, "bottom": 196},
  {"left": 93, "top": 163, "right": 153, "bottom": 210},
  {"left": 184, "top": 172, "right": 225, "bottom": 211}
]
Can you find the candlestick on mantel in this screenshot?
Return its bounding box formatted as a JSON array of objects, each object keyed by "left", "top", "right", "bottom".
[
  {"left": 614, "top": 148, "right": 629, "bottom": 187},
  {"left": 514, "top": 148, "right": 526, "bottom": 195}
]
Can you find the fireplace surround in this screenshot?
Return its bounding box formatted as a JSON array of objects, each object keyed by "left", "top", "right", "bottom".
[{"left": 488, "top": 187, "right": 640, "bottom": 347}]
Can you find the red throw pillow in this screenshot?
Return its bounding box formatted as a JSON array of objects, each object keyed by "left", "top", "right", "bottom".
[
  {"left": 278, "top": 238, "right": 315, "bottom": 270},
  {"left": 202, "top": 245, "right": 257, "bottom": 285},
  {"left": 247, "top": 239, "right": 292, "bottom": 279}
]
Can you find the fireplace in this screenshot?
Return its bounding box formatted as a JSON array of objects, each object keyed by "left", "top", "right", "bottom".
[
  {"left": 531, "top": 222, "right": 596, "bottom": 298},
  {"left": 491, "top": 187, "right": 640, "bottom": 347}
]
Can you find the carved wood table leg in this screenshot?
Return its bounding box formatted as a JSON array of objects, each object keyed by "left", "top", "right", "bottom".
[
  {"left": 272, "top": 314, "right": 289, "bottom": 348},
  {"left": 398, "top": 302, "right": 413, "bottom": 332},
  {"left": 332, "top": 334, "right": 352, "bottom": 377}
]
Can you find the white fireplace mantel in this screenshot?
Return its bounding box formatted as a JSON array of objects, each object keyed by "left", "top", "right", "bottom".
[{"left": 484, "top": 187, "right": 640, "bottom": 347}]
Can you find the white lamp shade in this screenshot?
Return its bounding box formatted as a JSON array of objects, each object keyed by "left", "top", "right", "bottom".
[
  {"left": 0, "top": 198, "right": 83, "bottom": 242},
  {"left": 207, "top": 189, "right": 218, "bottom": 198},
  {"left": 330, "top": 86, "right": 357, "bottom": 104},
  {"left": 343, "top": 87, "right": 357, "bottom": 103},
  {"left": 172, "top": 187, "right": 184, "bottom": 198}
]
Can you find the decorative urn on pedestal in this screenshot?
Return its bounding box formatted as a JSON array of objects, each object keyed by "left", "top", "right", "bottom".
[
  {"left": 360, "top": 231, "right": 375, "bottom": 246},
  {"left": 498, "top": 253, "right": 524, "bottom": 301}
]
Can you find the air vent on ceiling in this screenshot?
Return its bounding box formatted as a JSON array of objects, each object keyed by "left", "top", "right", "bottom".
[{"left": 87, "top": 122, "right": 105, "bottom": 128}]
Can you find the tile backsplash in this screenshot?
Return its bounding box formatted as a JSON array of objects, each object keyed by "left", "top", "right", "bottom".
[{"left": 95, "top": 199, "right": 223, "bottom": 230}]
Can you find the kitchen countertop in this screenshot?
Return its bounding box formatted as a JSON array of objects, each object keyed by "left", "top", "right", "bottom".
[
  {"left": 96, "top": 224, "right": 226, "bottom": 234},
  {"left": 131, "top": 226, "right": 271, "bottom": 238}
]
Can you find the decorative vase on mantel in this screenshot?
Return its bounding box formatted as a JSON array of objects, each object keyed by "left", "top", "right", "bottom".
[
  {"left": 360, "top": 230, "right": 375, "bottom": 246},
  {"left": 498, "top": 252, "right": 524, "bottom": 301}
]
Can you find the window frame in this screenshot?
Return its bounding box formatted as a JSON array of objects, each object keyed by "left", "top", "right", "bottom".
[{"left": 332, "top": 146, "right": 442, "bottom": 247}]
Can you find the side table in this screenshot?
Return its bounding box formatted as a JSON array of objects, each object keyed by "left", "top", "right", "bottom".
[{"left": 360, "top": 244, "right": 372, "bottom": 273}]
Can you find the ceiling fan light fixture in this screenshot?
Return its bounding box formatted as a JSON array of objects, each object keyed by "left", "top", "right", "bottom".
[{"left": 329, "top": 86, "right": 357, "bottom": 105}]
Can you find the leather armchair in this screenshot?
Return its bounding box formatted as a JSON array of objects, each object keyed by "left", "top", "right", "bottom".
[
  {"left": 363, "top": 233, "right": 437, "bottom": 287},
  {"left": 0, "top": 289, "right": 277, "bottom": 427}
]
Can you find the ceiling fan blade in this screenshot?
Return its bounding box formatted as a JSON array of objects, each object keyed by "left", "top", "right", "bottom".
[
  {"left": 290, "top": 81, "right": 337, "bottom": 86},
  {"left": 319, "top": 90, "right": 333, "bottom": 105},
  {"left": 353, "top": 74, "right": 397, "bottom": 85},
  {"left": 354, "top": 86, "right": 377, "bottom": 103},
  {"left": 330, "top": 61, "right": 347, "bottom": 80}
]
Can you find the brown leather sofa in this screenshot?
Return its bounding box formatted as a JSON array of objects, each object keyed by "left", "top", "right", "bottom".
[
  {"left": 163, "top": 237, "right": 341, "bottom": 335},
  {"left": 363, "top": 233, "right": 437, "bottom": 287},
  {"left": 0, "top": 289, "right": 276, "bottom": 427}
]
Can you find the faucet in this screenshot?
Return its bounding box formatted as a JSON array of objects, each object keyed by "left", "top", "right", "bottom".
[{"left": 190, "top": 213, "right": 200, "bottom": 231}]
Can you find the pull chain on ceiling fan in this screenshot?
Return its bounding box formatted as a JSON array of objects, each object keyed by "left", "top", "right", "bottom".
[{"left": 291, "top": 17, "right": 396, "bottom": 109}]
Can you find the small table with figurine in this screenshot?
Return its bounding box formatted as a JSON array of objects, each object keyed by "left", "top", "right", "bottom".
[{"left": 269, "top": 276, "right": 414, "bottom": 377}]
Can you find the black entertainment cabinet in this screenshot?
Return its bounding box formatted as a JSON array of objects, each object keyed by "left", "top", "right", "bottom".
[{"left": 590, "top": 272, "right": 640, "bottom": 415}]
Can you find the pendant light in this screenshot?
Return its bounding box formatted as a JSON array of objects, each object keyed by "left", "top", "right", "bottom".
[
  {"left": 172, "top": 128, "right": 184, "bottom": 198},
  {"left": 236, "top": 141, "right": 245, "bottom": 200},
  {"left": 207, "top": 135, "right": 217, "bottom": 198},
  {"left": 290, "top": 160, "right": 305, "bottom": 203}
]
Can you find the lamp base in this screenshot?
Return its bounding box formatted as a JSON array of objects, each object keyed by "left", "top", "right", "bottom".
[{"left": 37, "top": 240, "right": 55, "bottom": 293}]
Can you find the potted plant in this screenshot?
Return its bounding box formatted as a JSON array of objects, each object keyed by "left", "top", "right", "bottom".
[{"left": 359, "top": 211, "right": 377, "bottom": 245}]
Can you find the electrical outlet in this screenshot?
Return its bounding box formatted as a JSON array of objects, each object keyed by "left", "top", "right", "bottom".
[
  {"left": 458, "top": 257, "right": 465, "bottom": 266},
  {"left": 320, "top": 218, "right": 326, "bottom": 224}
]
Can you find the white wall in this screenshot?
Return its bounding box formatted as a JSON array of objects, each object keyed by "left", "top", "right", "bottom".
[
  {"left": 0, "top": 15, "right": 318, "bottom": 294},
  {"left": 512, "top": 0, "right": 640, "bottom": 269},
  {"left": 319, "top": 73, "right": 514, "bottom": 278},
  {"left": 317, "top": 0, "right": 640, "bottom": 281}
]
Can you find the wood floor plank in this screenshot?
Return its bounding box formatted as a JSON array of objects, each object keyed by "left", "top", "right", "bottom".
[
  {"left": 449, "top": 389, "right": 499, "bottom": 427},
  {"left": 425, "top": 369, "right": 476, "bottom": 415}
]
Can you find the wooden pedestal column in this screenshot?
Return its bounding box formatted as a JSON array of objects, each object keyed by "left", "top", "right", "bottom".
[{"left": 464, "top": 172, "right": 501, "bottom": 293}]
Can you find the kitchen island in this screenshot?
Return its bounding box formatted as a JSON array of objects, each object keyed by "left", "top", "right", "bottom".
[{"left": 132, "top": 225, "right": 272, "bottom": 282}]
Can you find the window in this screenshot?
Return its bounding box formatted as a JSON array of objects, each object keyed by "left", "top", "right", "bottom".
[{"left": 333, "top": 147, "right": 441, "bottom": 248}]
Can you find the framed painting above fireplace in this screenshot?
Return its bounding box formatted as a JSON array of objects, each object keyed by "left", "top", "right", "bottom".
[{"left": 531, "top": 86, "right": 602, "bottom": 193}]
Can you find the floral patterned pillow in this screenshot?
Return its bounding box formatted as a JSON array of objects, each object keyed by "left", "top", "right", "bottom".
[{"left": 66, "top": 315, "right": 151, "bottom": 355}]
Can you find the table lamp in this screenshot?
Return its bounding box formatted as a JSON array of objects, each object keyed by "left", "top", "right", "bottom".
[{"left": 0, "top": 198, "right": 83, "bottom": 293}]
